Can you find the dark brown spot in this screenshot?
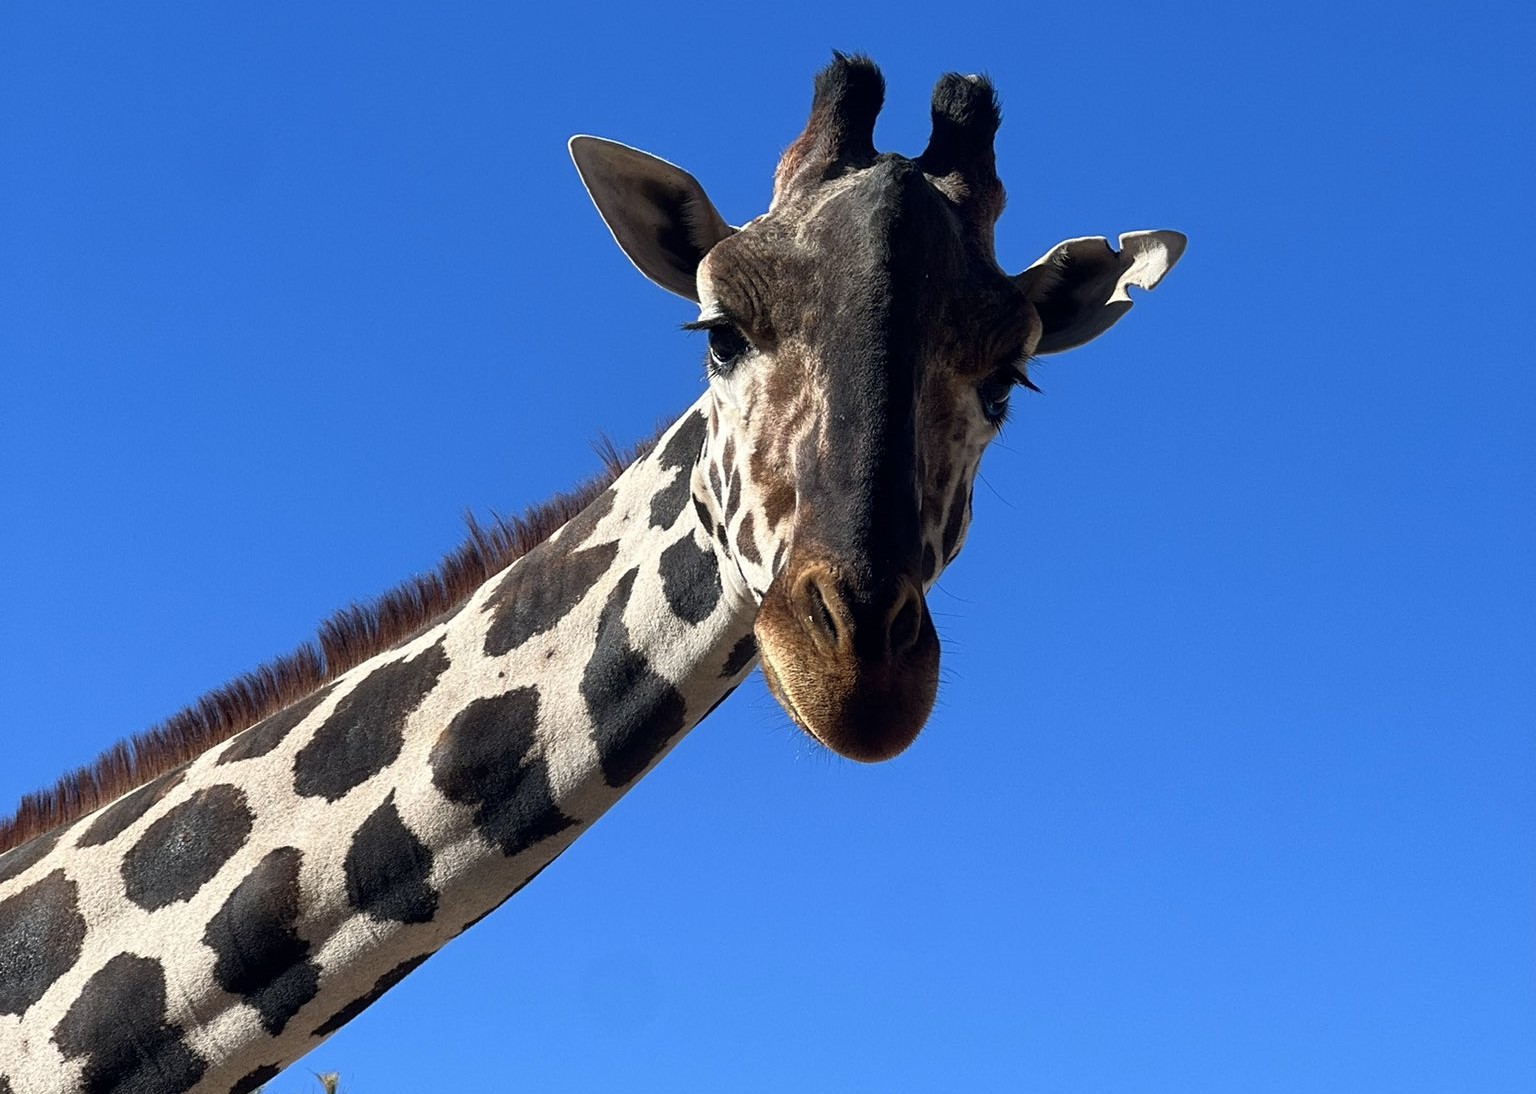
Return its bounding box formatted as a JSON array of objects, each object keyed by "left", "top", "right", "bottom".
[
  {"left": 692, "top": 495, "right": 715, "bottom": 537},
  {"left": 203, "top": 847, "right": 321, "bottom": 1035},
  {"left": 292, "top": 639, "right": 450, "bottom": 802},
  {"left": 940, "top": 483, "right": 972, "bottom": 563},
  {"left": 430, "top": 687, "right": 576, "bottom": 858},
  {"left": 218, "top": 687, "right": 336, "bottom": 767},
  {"left": 649, "top": 410, "right": 708, "bottom": 529},
  {"left": 720, "top": 633, "right": 758, "bottom": 678},
  {"left": 736, "top": 511, "right": 762, "bottom": 566},
  {"left": 762, "top": 482, "right": 795, "bottom": 528},
  {"left": 344, "top": 794, "right": 438, "bottom": 924},
  {"left": 231, "top": 1064, "right": 282, "bottom": 1094},
  {"left": 0, "top": 870, "right": 85, "bottom": 1017},
  {"left": 53, "top": 953, "right": 207, "bottom": 1094},
  {"left": 659, "top": 533, "right": 723, "bottom": 625},
  {"left": 0, "top": 829, "right": 60, "bottom": 887},
  {"left": 121, "top": 785, "right": 253, "bottom": 911},
  {"left": 483, "top": 540, "right": 620, "bottom": 655},
  {"left": 580, "top": 569, "right": 689, "bottom": 787},
  {"left": 555, "top": 485, "right": 616, "bottom": 549},
  {"left": 79, "top": 766, "right": 188, "bottom": 847},
  {"left": 724, "top": 465, "right": 742, "bottom": 522}
]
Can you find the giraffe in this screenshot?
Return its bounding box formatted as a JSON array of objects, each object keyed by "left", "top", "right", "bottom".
[{"left": 0, "top": 56, "right": 1183, "bottom": 1092}]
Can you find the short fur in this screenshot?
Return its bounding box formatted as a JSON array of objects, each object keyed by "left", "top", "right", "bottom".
[
  {"left": 0, "top": 433, "right": 661, "bottom": 854},
  {"left": 772, "top": 52, "right": 886, "bottom": 200}
]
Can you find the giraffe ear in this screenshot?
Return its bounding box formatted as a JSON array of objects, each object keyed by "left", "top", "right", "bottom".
[
  {"left": 1014, "top": 230, "right": 1186, "bottom": 354},
  {"left": 569, "top": 136, "right": 736, "bottom": 301}
]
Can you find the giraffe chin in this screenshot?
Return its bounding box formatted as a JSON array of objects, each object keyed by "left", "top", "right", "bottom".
[{"left": 754, "top": 579, "right": 941, "bottom": 763}]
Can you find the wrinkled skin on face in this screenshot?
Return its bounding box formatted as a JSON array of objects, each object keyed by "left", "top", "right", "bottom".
[{"left": 571, "top": 55, "right": 1183, "bottom": 762}]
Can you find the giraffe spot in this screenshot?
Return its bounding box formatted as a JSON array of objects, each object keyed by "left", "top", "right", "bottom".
[
  {"left": 692, "top": 494, "right": 715, "bottom": 537},
  {"left": 344, "top": 793, "right": 438, "bottom": 924},
  {"left": 53, "top": 953, "right": 207, "bottom": 1094},
  {"left": 292, "top": 639, "right": 450, "bottom": 802},
  {"left": 429, "top": 687, "right": 576, "bottom": 858},
  {"left": 762, "top": 481, "right": 795, "bottom": 529},
  {"left": 724, "top": 465, "right": 742, "bottom": 523},
  {"left": 720, "top": 633, "right": 758, "bottom": 678},
  {"left": 482, "top": 540, "right": 620, "bottom": 656},
  {"left": 580, "top": 568, "right": 689, "bottom": 788},
  {"left": 736, "top": 511, "right": 762, "bottom": 567},
  {"left": 555, "top": 484, "right": 616, "bottom": 549},
  {"left": 218, "top": 684, "right": 337, "bottom": 766},
  {"left": 203, "top": 846, "right": 321, "bottom": 1036},
  {"left": 0, "top": 828, "right": 60, "bottom": 887},
  {"left": 77, "top": 764, "right": 187, "bottom": 848},
  {"left": 940, "top": 483, "right": 971, "bottom": 564},
  {"left": 230, "top": 1064, "right": 282, "bottom": 1094},
  {"left": 658, "top": 533, "right": 722, "bottom": 625},
  {"left": 0, "top": 870, "right": 85, "bottom": 1017},
  {"left": 121, "top": 784, "right": 252, "bottom": 911},
  {"left": 310, "top": 953, "right": 429, "bottom": 1038},
  {"left": 649, "top": 409, "right": 708, "bottom": 529}
]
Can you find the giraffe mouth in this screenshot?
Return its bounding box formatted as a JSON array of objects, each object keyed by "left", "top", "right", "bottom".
[
  {"left": 753, "top": 563, "right": 940, "bottom": 763},
  {"left": 757, "top": 655, "right": 808, "bottom": 730}
]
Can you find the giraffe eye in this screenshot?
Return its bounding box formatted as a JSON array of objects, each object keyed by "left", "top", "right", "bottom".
[
  {"left": 978, "top": 372, "right": 1014, "bottom": 425},
  {"left": 707, "top": 324, "right": 750, "bottom": 375}
]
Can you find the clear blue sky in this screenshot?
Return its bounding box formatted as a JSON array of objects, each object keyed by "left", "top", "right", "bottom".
[{"left": 2, "top": 3, "right": 1530, "bottom": 1091}]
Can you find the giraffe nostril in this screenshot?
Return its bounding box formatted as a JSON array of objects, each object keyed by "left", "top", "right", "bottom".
[
  {"left": 887, "top": 591, "right": 923, "bottom": 656},
  {"left": 804, "top": 576, "right": 841, "bottom": 646}
]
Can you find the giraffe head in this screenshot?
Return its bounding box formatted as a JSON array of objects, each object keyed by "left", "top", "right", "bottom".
[{"left": 572, "top": 55, "right": 1183, "bottom": 762}]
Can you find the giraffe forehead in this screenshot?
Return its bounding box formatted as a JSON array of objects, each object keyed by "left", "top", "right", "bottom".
[
  {"left": 706, "top": 162, "right": 1027, "bottom": 383},
  {"left": 710, "top": 162, "right": 972, "bottom": 320}
]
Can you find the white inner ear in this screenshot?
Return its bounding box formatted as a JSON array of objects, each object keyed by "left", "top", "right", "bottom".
[{"left": 1109, "top": 230, "right": 1184, "bottom": 303}]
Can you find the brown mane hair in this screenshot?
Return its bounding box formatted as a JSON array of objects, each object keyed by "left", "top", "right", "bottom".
[{"left": 0, "top": 431, "right": 663, "bottom": 854}]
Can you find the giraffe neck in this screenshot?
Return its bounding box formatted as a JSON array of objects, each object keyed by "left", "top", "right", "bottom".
[{"left": 0, "top": 398, "right": 758, "bottom": 1094}]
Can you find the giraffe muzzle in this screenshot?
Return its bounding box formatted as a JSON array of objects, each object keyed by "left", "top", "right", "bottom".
[{"left": 755, "top": 558, "right": 940, "bottom": 762}]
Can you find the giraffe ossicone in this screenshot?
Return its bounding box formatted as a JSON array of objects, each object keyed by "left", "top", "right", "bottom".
[{"left": 0, "top": 55, "right": 1183, "bottom": 1092}]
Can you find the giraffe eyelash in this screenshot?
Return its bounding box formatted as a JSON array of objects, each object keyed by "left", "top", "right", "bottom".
[{"left": 681, "top": 313, "right": 740, "bottom": 333}]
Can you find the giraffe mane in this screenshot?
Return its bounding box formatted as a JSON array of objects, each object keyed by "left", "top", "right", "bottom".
[{"left": 0, "top": 429, "right": 665, "bottom": 855}]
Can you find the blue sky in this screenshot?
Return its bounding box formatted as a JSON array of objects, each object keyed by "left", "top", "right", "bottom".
[{"left": 2, "top": 3, "right": 1530, "bottom": 1091}]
